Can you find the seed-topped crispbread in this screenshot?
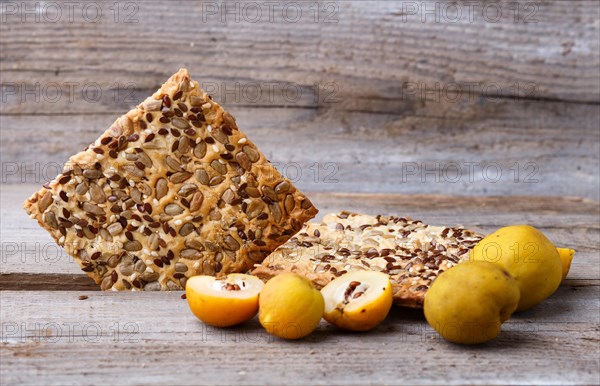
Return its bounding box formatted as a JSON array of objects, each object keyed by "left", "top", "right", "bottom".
[
  {"left": 252, "top": 212, "right": 483, "bottom": 308},
  {"left": 24, "top": 68, "right": 317, "bottom": 291}
]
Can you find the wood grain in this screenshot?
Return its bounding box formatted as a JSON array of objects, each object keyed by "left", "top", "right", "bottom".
[
  {"left": 2, "top": 184, "right": 598, "bottom": 289},
  {"left": 1, "top": 286, "right": 598, "bottom": 385},
  {"left": 1, "top": 1, "right": 599, "bottom": 199},
  {"left": 1, "top": 0, "right": 599, "bottom": 110},
  {"left": 2, "top": 98, "right": 599, "bottom": 199}
]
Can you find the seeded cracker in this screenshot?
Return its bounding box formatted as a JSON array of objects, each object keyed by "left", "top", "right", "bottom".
[
  {"left": 252, "top": 212, "right": 483, "bottom": 308},
  {"left": 24, "top": 69, "right": 318, "bottom": 291}
]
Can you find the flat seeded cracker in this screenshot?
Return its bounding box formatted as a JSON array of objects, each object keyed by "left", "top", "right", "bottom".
[
  {"left": 252, "top": 212, "right": 483, "bottom": 308},
  {"left": 24, "top": 68, "right": 318, "bottom": 291}
]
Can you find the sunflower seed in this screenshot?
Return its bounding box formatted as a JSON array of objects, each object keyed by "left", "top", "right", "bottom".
[
  {"left": 169, "top": 172, "right": 192, "bottom": 184},
  {"left": 89, "top": 183, "right": 106, "bottom": 203},
  {"left": 122, "top": 165, "right": 144, "bottom": 178},
  {"left": 178, "top": 137, "right": 191, "bottom": 153},
  {"left": 269, "top": 203, "right": 282, "bottom": 223},
  {"left": 137, "top": 151, "right": 154, "bottom": 168},
  {"left": 185, "top": 239, "right": 204, "bottom": 251},
  {"left": 178, "top": 183, "right": 198, "bottom": 197},
  {"left": 125, "top": 153, "right": 138, "bottom": 161},
  {"left": 140, "top": 271, "right": 159, "bottom": 282},
  {"left": 38, "top": 191, "right": 53, "bottom": 212},
  {"left": 189, "top": 191, "right": 204, "bottom": 212},
  {"left": 175, "top": 262, "right": 188, "bottom": 272},
  {"left": 165, "top": 156, "right": 184, "bottom": 172},
  {"left": 245, "top": 200, "right": 264, "bottom": 219},
  {"left": 284, "top": 194, "right": 295, "bottom": 214},
  {"left": 193, "top": 142, "right": 207, "bottom": 158},
  {"left": 194, "top": 169, "right": 210, "bottom": 185},
  {"left": 275, "top": 181, "right": 290, "bottom": 194},
  {"left": 130, "top": 187, "right": 142, "bottom": 204},
  {"left": 242, "top": 145, "right": 259, "bottom": 162},
  {"left": 235, "top": 152, "right": 252, "bottom": 171},
  {"left": 223, "top": 235, "right": 240, "bottom": 251},
  {"left": 101, "top": 276, "right": 114, "bottom": 290},
  {"left": 43, "top": 211, "right": 58, "bottom": 228},
  {"left": 209, "top": 176, "right": 225, "bottom": 186},
  {"left": 155, "top": 178, "right": 168, "bottom": 200},
  {"left": 107, "top": 254, "right": 122, "bottom": 268},
  {"left": 180, "top": 248, "right": 202, "bottom": 259},
  {"left": 75, "top": 183, "right": 88, "bottom": 195},
  {"left": 148, "top": 233, "right": 159, "bottom": 250},
  {"left": 262, "top": 186, "right": 277, "bottom": 201},
  {"left": 222, "top": 112, "right": 237, "bottom": 130},
  {"left": 143, "top": 99, "right": 162, "bottom": 111},
  {"left": 119, "top": 262, "right": 134, "bottom": 276},
  {"left": 107, "top": 223, "right": 123, "bottom": 236},
  {"left": 212, "top": 128, "right": 229, "bottom": 144},
  {"left": 83, "top": 169, "right": 102, "bottom": 179},
  {"left": 83, "top": 202, "right": 104, "bottom": 216},
  {"left": 144, "top": 281, "right": 161, "bottom": 291},
  {"left": 179, "top": 222, "right": 195, "bottom": 236},
  {"left": 134, "top": 260, "right": 146, "bottom": 273},
  {"left": 221, "top": 189, "right": 235, "bottom": 204},
  {"left": 301, "top": 199, "right": 313, "bottom": 209},
  {"left": 210, "top": 159, "right": 227, "bottom": 175},
  {"left": 241, "top": 187, "right": 259, "bottom": 201},
  {"left": 100, "top": 228, "right": 113, "bottom": 242},
  {"left": 172, "top": 117, "right": 191, "bottom": 130},
  {"left": 123, "top": 240, "right": 142, "bottom": 251},
  {"left": 165, "top": 203, "right": 184, "bottom": 216}
]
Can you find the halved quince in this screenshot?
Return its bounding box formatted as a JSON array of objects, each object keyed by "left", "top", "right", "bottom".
[
  {"left": 186, "top": 274, "right": 264, "bottom": 327},
  {"left": 321, "top": 271, "right": 393, "bottom": 331}
]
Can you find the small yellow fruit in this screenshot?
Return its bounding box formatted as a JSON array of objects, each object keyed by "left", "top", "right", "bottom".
[
  {"left": 321, "top": 271, "right": 392, "bottom": 331},
  {"left": 557, "top": 248, "right": 575, "bottom": 281},
  {"left": 186, "top": 274, "right": 264, "bottom": 327},
  {"left": 424, "top": 261, "right": 520, "bottom": 345},
  {"left": 470, "top": 225, "right": 562, "bottom": 311},
  {"left": 259, "top": 273, "right": 324, "bottom": 340}
]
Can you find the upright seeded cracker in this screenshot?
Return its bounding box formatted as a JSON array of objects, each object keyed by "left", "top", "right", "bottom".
[{"left": 24, "top": 69, "right": 318, "bottom": 291}]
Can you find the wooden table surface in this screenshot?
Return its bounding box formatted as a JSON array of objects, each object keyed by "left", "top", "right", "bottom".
[{"left": 1, "top": 1, "right": 599, "bottom": 385}]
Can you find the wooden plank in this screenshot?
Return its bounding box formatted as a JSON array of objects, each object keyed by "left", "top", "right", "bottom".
[
  {"left": 2, "top": 98, "right": 599, "bottom": 199},
  {"left": 2, "top": 184, "right": 598, "bottom": 288},
  {"left": 1, "top": 285, "right": 598, "bottom": 385},
  {"left": 1, "top": 0, "right": 599, "bottom": 111}
]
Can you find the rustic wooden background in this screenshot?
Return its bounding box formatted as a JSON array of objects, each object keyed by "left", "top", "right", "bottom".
[{"left": 1, "top": 1, "right": 599, "bottom": 385}]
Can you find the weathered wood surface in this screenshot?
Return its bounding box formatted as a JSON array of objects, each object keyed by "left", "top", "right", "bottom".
[
  {"left": 1, "top": 285, "right": 599, "bottom": 385},
  {"left": 1, "top": 1, "right": 599, "bottom": 107},
  {"left": 2, "top": 100, "right": 599, "bottom": 199},
  {"left": 1, "top": 1, "right": 599, "bottom": 199},
  {"left": 2, "top": 184, "right": 599, "bottom": 288}
]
